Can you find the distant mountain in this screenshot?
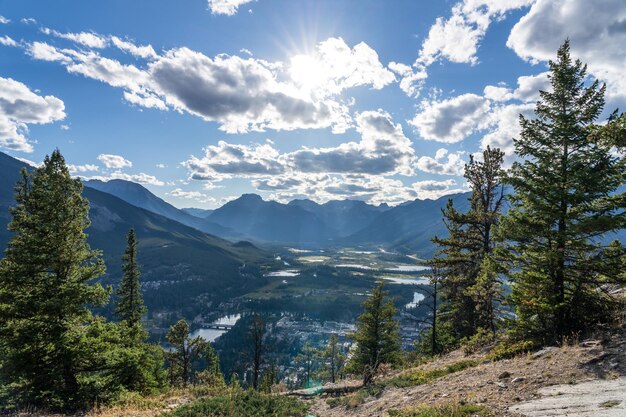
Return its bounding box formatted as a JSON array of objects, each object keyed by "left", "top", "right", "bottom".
[
  {"left": 288, "top": 198, "right": 390, "bottom": 237},
  {"left": 83, "top": 179, "right": 234, "bottom": 238},
  {"left": 0, "top": 152, "right": 268, "bottom": 311},
  {"left": 344, "top": 192, "right": 472, "bottom": 257},
  {"left": 181, "top": 207, "right": 214, "bottom": 218},
  {"left": 208, "top": 194, "right": 336, "bottom": 245}
]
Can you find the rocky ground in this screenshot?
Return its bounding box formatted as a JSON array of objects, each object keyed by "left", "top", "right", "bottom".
[{"left": 306, "top": 325, "right": 626, "bottom": 417}]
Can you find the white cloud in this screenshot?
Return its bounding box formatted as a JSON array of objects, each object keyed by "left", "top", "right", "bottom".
[
  {"left": 394, "top": 0, "right": 535, "bottom": 97},
  {"left": 27, "top": 30, "right": 401, "bottom": 135},
  {"left": 418, "top": 0, "right": 535, "bottom": 66},
  {"left": 184, "top": 140, "right": 284, "bottom": 180},
  {"left": 513, "top": 71, "right": 550, "bottom": 102},
  {"left": 68, "top": 164, "right": 99, "bottom": 173},
  {"left": 480, "top": 102, "right": 535, "bottom": 159},
  {"left": 289, "top": 37, "right": 396, "bottom": 97},
  {"left": 15, "top": 156, "right": 41, "bottom": 167},
  {"left": 60, "top": 124, "right": 70, "bottom": 130},
  {"left": 97, "top": 153, "right": 133, "bottom": 169},
  {"left": 111, "top": 36, "right": 158, "bottom": 60},
  {"left": 388, "top": 62, "right": 427, "bottom": 98},
  {"left": 0, "top": 36, "right": 17, "bottom": 47},
  {"left": 410, "top": 93, "right": 491, "bottom": 143},
  {"left": 0, "top": 76, "right": 66, "bottom": 152},
  {"left": 20, "top": 18, "right": 36, "bottom": 25},
  {"left": 507, "top": 0, "right": 626, "bottom": 102},
  {"left": 0, "top": 16, "right": 10, "bottom": 24},
  {"left": 208, "top": 0, "right": 255, "bottom": 16},
  {"left": 412, "top": 179, "right": 468, "bottom": 200},
  {"left": 289, "top": 110, "right": 416, "bottom": 176},
  {"left": 156, "top": 163, "right": 167, "bottom": 168},
  {"left": 41, "top": 27, "right": 108, "bottom": 48},
  {"left": 417, "top": 148, "right": 466, "bottom": 175},
  {"left": 82, "top": 171, "right": 166, "bottom": 186}
]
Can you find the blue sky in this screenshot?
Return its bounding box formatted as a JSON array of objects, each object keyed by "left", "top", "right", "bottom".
[{"left": 1, "top": 0, "right": 624, "bottom": 208}]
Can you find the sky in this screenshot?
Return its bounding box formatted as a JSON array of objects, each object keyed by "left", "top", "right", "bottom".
[{"left": 1, "top": 0, "right": 625, "bottom": 208}]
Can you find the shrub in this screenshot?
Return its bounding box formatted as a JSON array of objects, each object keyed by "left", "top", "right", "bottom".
[
  {"left": 163, "top": 389, "right": 309, "bottom": 417},
  {"left": 386, "top": 360, "right": 479, "bottom": 388},
  {"left": 488, "top": 339, "right": 535, "bottom": 361},
  {"left": 389, "top": 402, "right": 493, "bottom": 417}
]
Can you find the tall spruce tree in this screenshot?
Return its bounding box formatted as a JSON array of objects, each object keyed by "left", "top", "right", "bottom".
[
  {"left": 0, "top": 150, "right": 108, "bottom": 410},
  {"left": 116, "top": 228, "right": 145, "bottom": 330},
  {"left": 430, "top": 146, "right": 505, "bottom": 339},
  {"left": 501, "top": 40, "right": 626, "bottom": 344},
  {"left": 112, "top": 228, "right": 165, "bottom": 394},
  {"left": 348, "top": 282, "right": 401, "bottom": 385}
]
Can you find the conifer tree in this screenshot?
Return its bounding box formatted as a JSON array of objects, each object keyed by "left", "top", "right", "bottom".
[
  {"left": 112, "top": 228, "right": 165, "bottom": 394},
  {"left": 430, "top": 147, "right": 505, "bottom": 339},
  {"left": 166, "top": 319, "right": 206, "bottom": 387},
  {"left": 348, "top": 282, "right": 401, "bottom": 385},
  {"left": 0, "top": 150, "right": 108, "bottom": 409},
  {"left": 501, "top": 40, "right": 626, "bottom": 344},
  {"left": 320, "top": 334, "right": 345, "bottom": 384},
  {"left": 116, "top": 228, "right": 145, "bottom": 331}
]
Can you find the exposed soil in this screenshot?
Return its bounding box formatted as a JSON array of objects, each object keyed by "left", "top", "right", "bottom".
[{"left": 307, "top": 326, "right": 626, "bottom": 417}]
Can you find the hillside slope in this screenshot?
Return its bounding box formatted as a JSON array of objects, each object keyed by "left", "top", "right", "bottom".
[
  {"left": 0, "top": 152, "right": 268, "bottom": 312},
  {"left": 308, "top": 325, "right": 626, "bottom": 416},
  {"left": 84, "top": 179, "right": 235, "bottom": 238}
]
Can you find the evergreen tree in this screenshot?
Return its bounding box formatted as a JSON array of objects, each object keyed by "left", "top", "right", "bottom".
[
  {"left": 116, "top": 228, "right": 145, "bottom": 331},
  {"left": 248, "top": 314, "right": 266, "bottom": 391},
  {"left": 0, "top": 150, "right": 108, "bottom": 410},
  {"left": 166, "top": 319, "right": 206, "bottom": 387},
  {"left": 197, "top": 342, "right": 225, "bottom": 387},
  {"left": 348, "top": 282, "right": 401, "bottom": 385},
  {"left": 112, "top": 228, "right": 165, "bottom": 394},
  {"left": 296, "top": 342, "right": 317, "bottom": 388},
  {"left": 501, "top": 40, "right": 626, "bottom": 344},
  {"left": 320, "top": 334, "right": 345, "bottom": 384},
  {"left": 430, "top": 147, "right": 505, "bottom": 339}
]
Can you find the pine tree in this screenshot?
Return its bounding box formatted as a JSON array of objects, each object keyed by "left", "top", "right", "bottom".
[
  {"left": 166, "top": 319, "right": 206, "bottom": 387},
  {"left": 0, "top": 150, "right": 108, "bottom": 410},
  {"left": 348, "top": 282, "right": 401, "bottom": 385},
  {"left": 112, "top": 228, "right": 165, "bottom": 394},
  {"left": 116, "top": 228, "right": 145, "bottom": 331},
  {"left": 248, "top": 314, "right": 266, "bottom": 391},
  {"left": 501, "top": 40, "right": 626, "bottom": 344},
  {"left": 430, "top": 147, "right": 505, "bottom": 339},
  {"left": 320, "top": 334, "right": 345, "bottom": 384}
]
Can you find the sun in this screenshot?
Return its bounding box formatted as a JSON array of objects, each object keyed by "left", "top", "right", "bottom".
[{"left": 289, "top": 54, "right": 327, "bottom": 94}]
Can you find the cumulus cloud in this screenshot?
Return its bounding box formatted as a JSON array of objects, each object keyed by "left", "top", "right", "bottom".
[
  {"left": 0, "top": 16, "right": 10, "bottom": 24},
  {"left": 0, "top": 36, "right": 17, "bottom": 47},
  {"left": 183, "top": 140, "right": 284, "bottom": 180},
  {"left": 392, "top": 0, "right": 534, "bottom": 98},
  {"left": 480, "top": 102, "right": 535, "bottom": 158},
  {"left": 0, "top": 76, "right": 66, "bottom": 152},
  {"left": 507, "top": 0, "right": 626, "bottom": 102},
  {"left": 417, "top": 148, "right": 466, "bottom": 175},
  {"left": 208, "top": 0, "right": 255, "bottom": 16},
  {"left": 289, "top": 37, "right": 396, "bottom": 97},
  {"left": 28, "top": 36, "right": 374, "bottom": 134},
  {"left": 183, "top": 110, "right": 423, "bottom": 205},
  {"left": 410, "top": 93, "right": 491, "bottom": 143},
  {"left": 289, "top": 110, "right": 415, "bottom": 175},
  {"left": 68, "top": 164, "right": 99, "bottom": 173},
  {"left": 97, "top": 153, "right": 133, "bottom": 169},
  {"left": 412, "top": 179, "right": 468, "bottom": 200}
]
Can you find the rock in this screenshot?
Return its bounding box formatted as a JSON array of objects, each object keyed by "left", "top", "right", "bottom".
[
  {"left": 512, "top": 377, "right": 526, "bottom": 383},
  {"left": 497, "top": 382, "right": 508, "bottom": 389},
  {"left": 584, "top": 352, "right": 610, "bottom": 365},
  {"left": 580, "top": 339, "right": 602, "bottom": 348},
  {"left": 499, "top": 371, "right": 511, "bottom": 379},
  {"left": 532, "top": 346, "right": 557, "bottom": 359}
]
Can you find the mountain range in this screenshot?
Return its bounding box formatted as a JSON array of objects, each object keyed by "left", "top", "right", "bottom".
[{"left": 0, "top": 152, "right": 268, "bottom": 312}]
